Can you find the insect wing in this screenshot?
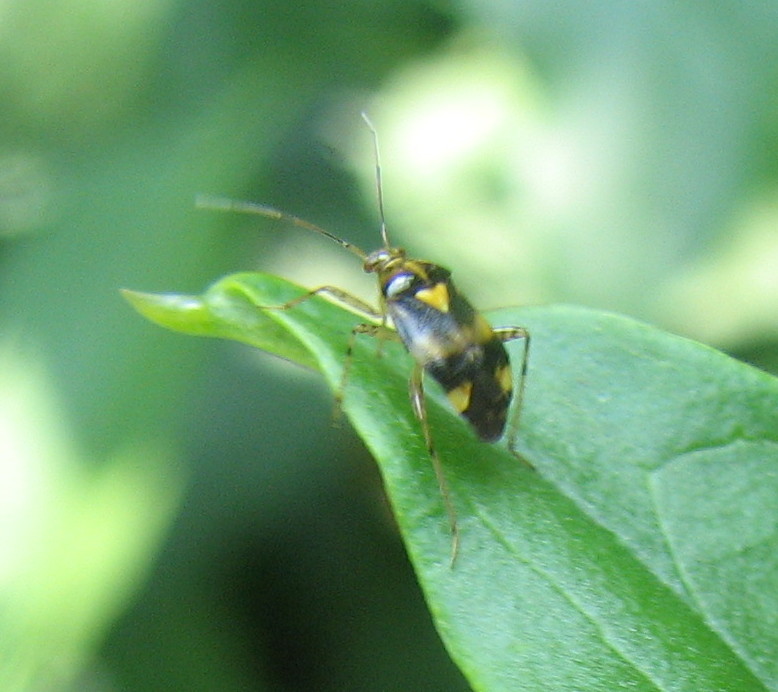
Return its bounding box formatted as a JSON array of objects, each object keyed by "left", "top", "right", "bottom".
[{"left": 383, "top": 267, "right": 514, "bottom": 442}]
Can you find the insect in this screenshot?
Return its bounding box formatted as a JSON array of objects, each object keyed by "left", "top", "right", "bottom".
[{"left": 198, "top": 115, "right": 530, "bottom": 563}]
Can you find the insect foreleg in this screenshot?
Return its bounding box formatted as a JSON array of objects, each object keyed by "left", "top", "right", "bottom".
[{"left": 258, "top": 285, "right": 382, "bottom": 321}]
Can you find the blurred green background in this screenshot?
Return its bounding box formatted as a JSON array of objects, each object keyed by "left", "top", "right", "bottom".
[{"left": 1, "top": 1, "right": 777, "bottom": 690}]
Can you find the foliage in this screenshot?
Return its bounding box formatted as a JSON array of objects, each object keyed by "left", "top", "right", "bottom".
[{"left": 125, "top": 273, "right": 778, "bottom": 691}]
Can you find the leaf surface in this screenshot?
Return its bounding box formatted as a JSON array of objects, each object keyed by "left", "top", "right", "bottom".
[{"left": 125, "top": 273, "right": 778, "bottom": 691}]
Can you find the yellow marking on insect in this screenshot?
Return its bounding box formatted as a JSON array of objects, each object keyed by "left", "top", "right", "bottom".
[
  {"left": 415, "top": 282, "right": 450, "bottom": 313},
  {"left": 447, "top": 381, "right": 473, "bottom": 413},
  {"left": 473, "top": 313, "right": 496, "bottom": 343},
  {"left": 496, "top": 364, "right": 513, "bottom": 395},
  {"left": 403, "top": 259, "right": 431, "bottom": 281}
]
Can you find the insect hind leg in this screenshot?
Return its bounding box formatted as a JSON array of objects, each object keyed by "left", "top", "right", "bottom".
[
  {"left": 341, "top": 331, "right": 461, "bottom": 565},
  {"left": 493, "top": 326, "right": 531, "bottom": 463}
]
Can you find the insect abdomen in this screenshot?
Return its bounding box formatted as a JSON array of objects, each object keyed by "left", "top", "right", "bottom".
[{"left": 427, "top": 338, "right": 512, "bottom": 442}]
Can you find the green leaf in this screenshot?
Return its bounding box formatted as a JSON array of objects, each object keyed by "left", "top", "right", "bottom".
[{"left": 124, "top": 273, "right": 778, "bottom": 692}]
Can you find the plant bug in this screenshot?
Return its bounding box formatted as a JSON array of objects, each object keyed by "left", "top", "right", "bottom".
[{"left": 198, "top": 115, "right": 530, "bottom": 563}]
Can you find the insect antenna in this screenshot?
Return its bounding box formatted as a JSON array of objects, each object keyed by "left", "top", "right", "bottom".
[
  {"left": 196, "top": 194, "right": 368, "bottom": 260},
  {"left": 360, "top": 113, "right": 391, "bottom": 249}
]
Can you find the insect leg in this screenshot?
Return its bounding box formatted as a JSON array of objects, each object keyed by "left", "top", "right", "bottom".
[
  {"left": 258, "top": 285, "right": 382, "bottom": 321},
  {"left": 493, "top": 326, "right": 531, "bottom": 458},
  {"left": 335, "top": 322, "right": 399, "bottom": 416},
  {"left": 409, "top": 363, "right": 460, "bottom": 566},
  {"left": 257, "top": 287, "right": 387, "bottom": 424}
]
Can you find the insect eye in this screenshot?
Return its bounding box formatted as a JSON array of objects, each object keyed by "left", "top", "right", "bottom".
[{"left": 384, "top": 272, "right": 415, "bottom": 298}]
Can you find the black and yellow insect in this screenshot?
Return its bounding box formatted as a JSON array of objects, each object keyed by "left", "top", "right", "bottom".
[{"left": 199, "top": 116, "right": 530, "bottom": 562}]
